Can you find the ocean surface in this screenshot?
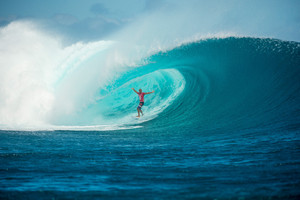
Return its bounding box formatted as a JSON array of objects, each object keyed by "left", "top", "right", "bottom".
[{"left": 1, "top": 37, "right": 300, "bottom": 199}]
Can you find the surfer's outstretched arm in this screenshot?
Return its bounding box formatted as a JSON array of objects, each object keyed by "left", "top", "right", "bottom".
[
  {"left": 132, "top": 88, "right": 138, "bottom": 94},
  {"left": 144, "top": 91, "right": 155, "bottom": 95}
]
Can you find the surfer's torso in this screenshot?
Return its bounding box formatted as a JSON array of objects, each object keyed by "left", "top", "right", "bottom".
[{"left": 138, "top": 92, "right": 145, "bottom": 102}]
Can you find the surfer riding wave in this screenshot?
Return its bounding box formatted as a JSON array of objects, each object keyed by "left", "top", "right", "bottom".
[{"left": 132, "top": 88, "right": 154, "bottom": 118}]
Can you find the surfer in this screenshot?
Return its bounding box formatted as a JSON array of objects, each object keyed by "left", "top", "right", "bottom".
[{"left": 132, "top": 88, "right": 154, "bottom": 118}]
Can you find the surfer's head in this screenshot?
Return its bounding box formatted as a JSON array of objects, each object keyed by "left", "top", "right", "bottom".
[{"left": 139, "top": 89, "right": 142, "bottom": 93}]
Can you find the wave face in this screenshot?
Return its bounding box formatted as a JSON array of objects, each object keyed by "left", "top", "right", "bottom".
[
  {"left": 0, "top": 33, "right": 300, "bottom": 132},
  {"left": 131, "top": 37, "right": 300, "bottom": 133}
]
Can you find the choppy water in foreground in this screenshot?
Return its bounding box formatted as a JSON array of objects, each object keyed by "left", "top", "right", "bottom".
[{"left": 1, "top": 128, "right": 299, "bottom": 199}]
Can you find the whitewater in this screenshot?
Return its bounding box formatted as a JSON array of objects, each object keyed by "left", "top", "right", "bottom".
[{"left": 1, "top": 1, "right": 300, "bottom": 199}]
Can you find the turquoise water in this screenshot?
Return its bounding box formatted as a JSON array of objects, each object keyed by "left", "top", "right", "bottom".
[{"left": 1, "top": 37, "right": 300, "bottom": 199}]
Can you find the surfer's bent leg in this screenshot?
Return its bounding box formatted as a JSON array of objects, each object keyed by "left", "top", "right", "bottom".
[{"left": 137, "top": 108, "right": 140, "bottom": 117}]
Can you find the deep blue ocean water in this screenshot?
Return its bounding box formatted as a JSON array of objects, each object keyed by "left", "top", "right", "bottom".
[{"left": 1, "top": 37, "right": 300, "bottom": 199}]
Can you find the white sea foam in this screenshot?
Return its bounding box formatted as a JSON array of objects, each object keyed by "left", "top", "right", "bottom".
[{"left": 0, "top": 21, "right": 116, "bottom": 130}]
